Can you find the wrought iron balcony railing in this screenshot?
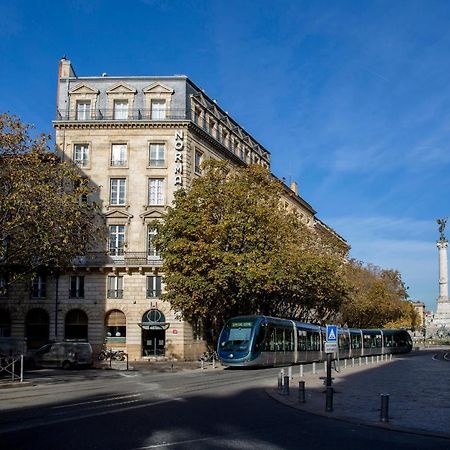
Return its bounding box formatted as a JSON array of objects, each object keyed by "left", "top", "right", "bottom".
[
  {"left": 72, "top": 252, "right": 163, "bottom": 267},
  {"left": 55, "top": 108, "right": 189, "bottom": 122}
]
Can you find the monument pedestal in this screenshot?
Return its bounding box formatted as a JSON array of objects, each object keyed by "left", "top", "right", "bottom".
[{"left": 432, "top": 239, "right": 450, "bottom": 335}]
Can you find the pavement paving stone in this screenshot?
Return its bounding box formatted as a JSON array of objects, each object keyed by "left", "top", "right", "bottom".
[{"left": 266, "top": 347, "right": 450, "bottom": 439}]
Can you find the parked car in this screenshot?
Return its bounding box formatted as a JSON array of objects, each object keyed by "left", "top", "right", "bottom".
[{"left": 30, "top": 342, "right": 93, "bottom": 369}]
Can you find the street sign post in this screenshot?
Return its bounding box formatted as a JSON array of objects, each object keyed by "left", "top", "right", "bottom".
[{"left": 326, "top": 325, "right": 337, "bottom": 343}]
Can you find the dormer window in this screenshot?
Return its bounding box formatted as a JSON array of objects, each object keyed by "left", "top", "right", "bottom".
[
  {"left": 76, "top": 100, "right": 90, "bottom": 120},
  {"left": 151, "top": 100, "right": 166, "bottom": 120},
  {"left": 114, "top": 100, "right": 128, "bottom": 120}
]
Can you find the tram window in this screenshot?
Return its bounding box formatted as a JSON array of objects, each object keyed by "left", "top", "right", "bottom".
[
  {"left": 264, "top": 326, "right": 276, "bottom": 352},
  {"left": 285, "top": 328, "right": 294, "bottom": 351},
  {"left": 338, "top": 334, "right": 349, "bottom": 350},
  {"left": 351, "top": 335, "right": 361, "bottom": 349},
  {"left": 298, "top": 330, "right": 307, "bottom": 351},
  {"left": 276, "top": 328, "right": 284, "bottom": 351},
  {"left": 253, "top": 324, "right": 266, "bottom": 351},
  {"left": 375, "top": 335, "right": 382, "bottom": 348},
  {"left": 306, "top": 331, "right": 320, "bottom": 351}
]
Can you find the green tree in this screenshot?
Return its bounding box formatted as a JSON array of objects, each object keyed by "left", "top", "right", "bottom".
[
  {"left": 154, "top": 160, "right": 348, "bottom": 342},
  {"left": 340, "top": 260, "right": 408, "bottom": 328},
  {"left": 0, "top": 113, "right": 101, "bottom": 284}
]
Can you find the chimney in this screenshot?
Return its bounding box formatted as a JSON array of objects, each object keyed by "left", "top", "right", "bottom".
[
  {"left": 290, "top": 181, "right": 298, "bottom": 195},
  {"left": 58, "top": 57, "right": 76, "bottom": 79}
]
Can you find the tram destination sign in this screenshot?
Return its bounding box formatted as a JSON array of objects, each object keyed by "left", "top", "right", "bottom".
[{"left": 230, "top": 321, "right": 253, "bottom": 328}]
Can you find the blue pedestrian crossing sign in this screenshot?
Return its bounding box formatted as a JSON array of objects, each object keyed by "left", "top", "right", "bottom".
[{"left": 326, "top": 325, "right": 337, "bottom": 343}]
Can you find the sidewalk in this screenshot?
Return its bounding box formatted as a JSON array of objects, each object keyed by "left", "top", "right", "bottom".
[
  {"left": 267, "top": 348, "right": 450, "bottom": 439},
  {"left": 95, "top": 358, "right": 217, "bottom": 373}
]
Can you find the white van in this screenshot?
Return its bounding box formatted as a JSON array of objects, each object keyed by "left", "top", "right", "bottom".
[{"left": 31, "top": 342, "right": 93, "bottom": 369}]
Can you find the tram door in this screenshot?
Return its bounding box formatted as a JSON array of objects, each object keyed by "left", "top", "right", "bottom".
[{"left": 142, "top": 328, "right": 165, "bottom": 356}]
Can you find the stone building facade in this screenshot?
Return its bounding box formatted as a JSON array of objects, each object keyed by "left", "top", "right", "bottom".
[{"left": 0, "top": 59, "right": 347, "bottom": 360}]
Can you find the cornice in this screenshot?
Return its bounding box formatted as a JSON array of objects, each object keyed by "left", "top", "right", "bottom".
[{"left": 53, "top": 120, "right": 191, "bottom": 130}]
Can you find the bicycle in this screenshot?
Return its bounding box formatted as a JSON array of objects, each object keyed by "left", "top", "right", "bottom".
[
  {"left": 199, "top": 351, "right": 219, "bottom": 362},
  {"left": 98, "top": 347, "right": 126, "bottom": 361}
]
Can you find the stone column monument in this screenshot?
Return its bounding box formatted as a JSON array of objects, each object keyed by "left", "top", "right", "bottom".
[{"left": 433, "top": 218, "right": 450, "bottom": 334}]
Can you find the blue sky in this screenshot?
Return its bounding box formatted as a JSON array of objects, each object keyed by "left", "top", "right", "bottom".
[{"left": 1, "top": 0, "right": 448, "bottom": 311}]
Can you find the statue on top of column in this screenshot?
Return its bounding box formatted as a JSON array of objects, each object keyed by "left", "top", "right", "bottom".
[{"left": 437, "top": 218, "right": 447, "bottom": 241}]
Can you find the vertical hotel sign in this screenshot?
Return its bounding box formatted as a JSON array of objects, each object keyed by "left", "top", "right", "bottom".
[{"left": 174, "top": 130, "right": 184, "bottom": 187}]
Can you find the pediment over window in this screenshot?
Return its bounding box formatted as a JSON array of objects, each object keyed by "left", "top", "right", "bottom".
[
  {"left": 104, "top": 209, "right": 133, "bottom": 223},
  {"left": 140, "top": 209, "right": 166, "bottom": 223},
  {"left": 143, "top": 82, "right": 174, "bottom": 95},
  {"left": 69, "top": 83, "right": 99, "bottom": 95},
  {"left": 106, "top": 83, "right": 137, "bottom": 94},
  {"left": 192, "top": 92, "right": 208, "bottom": 108}
]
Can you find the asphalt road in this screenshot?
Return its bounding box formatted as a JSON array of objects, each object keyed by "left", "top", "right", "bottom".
[{"left": 1, "top": 365, "right": 449, "bottom": 450}]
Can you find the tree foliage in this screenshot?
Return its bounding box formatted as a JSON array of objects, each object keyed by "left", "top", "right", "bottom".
[
  {"left": 0, "top": 113, "right": 101, "bottom": 282},
  {"left": 154, "top": 160, "right": 348, "bottom": 341},
  {"left": 339, "top": 260, "right": 410, "bottom": 328}
]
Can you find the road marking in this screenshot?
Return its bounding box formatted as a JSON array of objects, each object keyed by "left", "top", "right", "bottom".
[
  {"left": 51, "top": 393, "right": 141, "bottom": 409},
  {"left": 133, "top": 436, "right": 222, "bottom": 448},
  {"left": 444, "top": 353, "right": 450, "bottom": 361},
  {"left": 432, "top": 354, "right": 439, "bottom": 360}
]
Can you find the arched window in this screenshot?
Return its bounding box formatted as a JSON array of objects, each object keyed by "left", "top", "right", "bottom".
[
  {"left": 26, "top": 308, "right": 49, "bottom": 349},
  {"left": 65, "top": 309, "right": 88, "bottom": 341},
  {"left": 0, "top": 309, "right": 11, "bottom": 337},
  {"left": 105, "top": 310, "right": 126, "bottom": 343}
]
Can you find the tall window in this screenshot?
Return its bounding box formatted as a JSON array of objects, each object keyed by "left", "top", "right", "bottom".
[
  {"left": 148, "top": 178, "right": 165, "bottom": 205},
  {"left": 105, "top": 310, "right": 126, "bottom": 342},
  {"left": 65, "top": 309, "right": 88, "bottom": 340},
  {"left": 76, "top": 101, "right": 90, "bottom": 120},
  {"left": 109, "top": 225, "right": 125, "bottom": 256},
  {"left": 69, "top": 276, "right": 85, "bottom": 299},
  {"left": 107, "top": 276, "right": 123, "bottom": 298},
  {"left": 147, "top": 228, "right": 160, "bottom": 260},
  {"left": 146, "top": 276, "right": 162, "bottom": 298},
  {"left": 149, "top": 143, "right": 165, "bottom": 167},
  {"left": 0, "top": 275, "right": 7, "bottom": 298},
  {"left": 31, "top": 275, "right": 46, "bottom": 299},
  {"left": 151, "top": 99, "right": 166, "bottom": 120},
  {"left": 114, "top": 100, "right": 128, "bottom": 120},
  {"left": 110, "top": 178, "right": 126, "bottom": 205},
  {"left": 194, "top": 150, "right": 203, "bottom": 174},
  {"left": 73, "top": 144, "right": 89, "bottom": 167},
  {"left": 111, "top": 144, "right": 127, "bottom": 166}
]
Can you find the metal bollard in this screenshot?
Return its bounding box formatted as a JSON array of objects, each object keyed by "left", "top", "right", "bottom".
[
  {"left": 359, "top": 357, "right": 362, "bottom": 366},
  {"left": 325, "top": 386, "right": 333, "bottom": 412},
  {"left": 278, "top": 371, "right": 283, "bottom": 390},
  {"left": 282, "top": 375, "right": 290, "bottom": 395},
  {"left": 313, "top": 362, "right": 316, "bottom": 374},
  {"left": 365, "top": 357, "right": 368, "bottom": 365},
  {"left": 126, "top": 353, "right": 129, "bottom": 371},
  {"left": 201, "top": 359, "right": 204, "bottom": 370},
  {"left": 298, "top": 380, "right": 306, "bottom": 403},
  {"left": 352, "top": 357, "right": 355, "bottom": 367},
  {"left": 371, "top": 356, "right": 374, "bottom": 364},
  {"left": 344, "top": 359, "right": 347, "bottom": 369},
  {"left": 380, "top": 394, "right": 390, "bottom": 422},
  {"left": 288, "top": 366, "right": 292, "bottom": 379},
  {"left": 299, "top": 364, "right": 304, "bottom": 378},
  {"left": 390, "top": 354, "right": 392, "bottom": 361},
  {"left": 376, "top": 355, "right": 379, "bottom": 364},
  {"left": 212, "top": 355, "right": 216, "bottom": 369}
]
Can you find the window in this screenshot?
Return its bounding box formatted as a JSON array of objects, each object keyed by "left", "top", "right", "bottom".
[
  {"left": 26, "top": 308, "right": 49, "bottom": 349},
  {"left": 105, "top": 310, "right": 126, "bottom": 342},
  {"left": 73, "top": 144, "right": 89, "bottom": 167},
  {"left": 148, "top": 178, "right": 165, "bottom": 205},
  {"left": 194, "top": 150, "right": 203, "bottom": 174},
  {"left": 109, "top": 225, "right": 125, "bottom": 256},
  {"left": 69, "top": 276, "right": 85, "bottom": 298},
  {"left": 0, "top": 309, "right": 11, "bottom": 337},
  {"left": 31, "top": 275, "right": 46, "bottom": 299},
  {"left": 65, "top": 309, "right": 88, "bottom": 340},
  {"left": 147, "top": 276, "right": 162, "bottom": 298},
  {"left": 111, "top": 144, "right": 127, "bottom": 167},
  {"left": 114, "top": 100, "right": 128, "bottom": 120},
  {"left": 147, "top": 228, "right": 160, "bottom": 260},
  {"left": 110, "top": 178, "right": 126, "bottom": 205},
  {"left": 151, "top": 99, "right": 166, "bottom": 120},
  {"left": 0, "top": 275, "right": 7, "bottom": 298},
  {"left": 208, "top": 119, "right": 216, "bottom": 138},
  {"left": 76, "top": 101, "right": 91, "bottom": 120},
  {"left": 222, "top": 130, "right": 228, "bottom": 147},
  {"left": 107, "top": 276, "right": 123, "bottom": 298},
  {"left": 149, "top": 143, "right": 165, "bottom": 167}
]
